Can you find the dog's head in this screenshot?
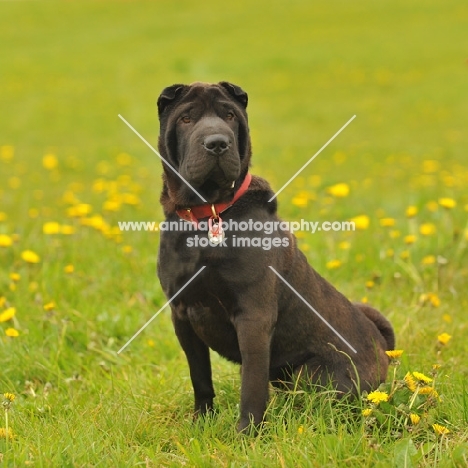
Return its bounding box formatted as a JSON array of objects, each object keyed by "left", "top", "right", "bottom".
[{"left": 157, "top": 82, "right": 251, "bottom": 209}]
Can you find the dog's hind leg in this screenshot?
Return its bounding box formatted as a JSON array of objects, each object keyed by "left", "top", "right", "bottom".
[{"left": 354, "top": 303, "right": 395, "bottom": 351}]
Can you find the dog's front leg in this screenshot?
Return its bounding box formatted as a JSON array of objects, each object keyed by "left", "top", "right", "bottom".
[
  {"left": 234, "top": 315, "right": 273, "bottom": 432},
  {"left": 172, "top": 306, "right": 215, "bottom": 416}
]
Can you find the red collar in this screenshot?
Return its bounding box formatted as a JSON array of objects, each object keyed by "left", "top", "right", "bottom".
[{"left": 176, "top": 173, "right": 252, "bottom": 226}]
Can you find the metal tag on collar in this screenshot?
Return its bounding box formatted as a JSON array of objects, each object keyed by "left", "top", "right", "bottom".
[{"left": 208, "top": 205, "right": 224, "bottom": 245}]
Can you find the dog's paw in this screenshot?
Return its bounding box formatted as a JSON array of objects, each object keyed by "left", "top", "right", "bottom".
[
  {"left": 193, "top": 401, "right": 215, "bottom": 420},
  {"left": 237, "top": 417, "right": 263, "bottom": 435}
]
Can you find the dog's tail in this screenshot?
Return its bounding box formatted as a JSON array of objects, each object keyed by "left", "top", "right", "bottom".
[{"left": 355, "top": 303, "right": 395, "bottom": 351}]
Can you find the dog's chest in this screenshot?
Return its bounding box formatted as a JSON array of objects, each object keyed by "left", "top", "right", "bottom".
[{"left": 186, "top": 303, "right": 242, "bottom": 363}]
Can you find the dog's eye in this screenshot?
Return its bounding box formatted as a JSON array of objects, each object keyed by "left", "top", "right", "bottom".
[
  {"left": 180, "top": 116, "right": 191, "bottom": 124},
  {"left": 226, "top": 112, "right": 235, "bottom": 121}
]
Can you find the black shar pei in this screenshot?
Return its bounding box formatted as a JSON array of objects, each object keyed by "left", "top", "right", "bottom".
[{"left": 156, "top": 81, "right": 395, "bottom": 432}]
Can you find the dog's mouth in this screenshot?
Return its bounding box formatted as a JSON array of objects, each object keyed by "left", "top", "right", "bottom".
[{"left": 198, "top": 177, "right": 236, "bottom": 203}]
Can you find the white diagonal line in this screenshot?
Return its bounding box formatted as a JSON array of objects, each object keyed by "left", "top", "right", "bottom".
[
  {"left": 118, "top": 114, "right": 207, "bottom": 203},
  {"left": 268, "top": 115, "right": 356, "bottom": 202},
  {"left": 117, "top": 266, "right": 206, "bottom": 354},
  {"left": 269, "top": 266, "right": 357, "bottom": 354}
]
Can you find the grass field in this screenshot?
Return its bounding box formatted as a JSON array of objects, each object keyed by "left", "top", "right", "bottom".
[{"left": 1, "top": 0, "right": 468, "bottom": 466}]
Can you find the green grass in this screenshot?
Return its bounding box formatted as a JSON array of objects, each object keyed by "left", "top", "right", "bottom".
[{"left": 1, "top": 0, "right": 468, "bottom": 466}]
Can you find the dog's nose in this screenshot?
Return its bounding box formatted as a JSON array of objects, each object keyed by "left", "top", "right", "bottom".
[{"left": 203, "top": 134, "right": 230, "bottom": 155}]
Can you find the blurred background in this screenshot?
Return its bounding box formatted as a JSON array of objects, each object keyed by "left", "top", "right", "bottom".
[
  {"left": 1, "top": 1, "right": 467, "bottom": 464},
  {"left": 1, "top": 0, "right": 466, "bottom": 179}
]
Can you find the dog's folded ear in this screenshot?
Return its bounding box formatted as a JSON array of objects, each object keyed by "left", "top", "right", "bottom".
[
  {"left": 219, "top": 82, "right": 248, "bottom": 109},
  {"left": 157, "top": 84, "right": 186, "bottom": 115}
]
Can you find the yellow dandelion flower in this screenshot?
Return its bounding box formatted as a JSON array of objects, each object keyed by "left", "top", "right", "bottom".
[
  {"left": 366, "top": 391, "right": 389, "bottom": 404},
  {"left": 147, "top": 339, "right": 155, "bottom": 347},
  {"left": 0, "top": 427, "right": 14, "bottom": 440},
  {"left": 67, "top": 203, "right": 92, "bottom": 218},
  {"left": 122, "top": 245, "right": 133, "bottom": 254},
  {"left": 365, "top": 280, "right": 375, "bottom": 289},
  {"left": 422, "top": 255, "right": 436, "bottom": 265},
  {"left": 350, "top": 215, "right": 370, "bottom": 230},
  {"left": 0, "top": 234, "right": 13, "bottom": 247},
  {"left": 438, "top": 198, "right": 456, "bottom": 209},
  {"left": 0, "top": 145, "right": 14, "bottom": 161},
  {"left": 122, "top": 193, "right": 141, "bottom": 205},
  {"left": 404, "top": 372, "right": 417, "bottom": 392},
  {"left": 42, "top": 153, "right": 58, "bottom": 170},
  {"left": 117, "top": 174, "right": 132, "bottom": 186},
  {"left": 419, "top": 387, "right": 439, "bottom": 398},
  {"left": 3, "top": 393, "right": 15, "bottom": 402},
  {"left": 412, "top": 371, "right": 432, "bottom": 384},
  {"left": 437, "top": 333, "right": 452, "bottom": 345},
  {"left": 385, "top": 350, "right": 404, "bottom": 359},
  {"left": 442, "top": 175, "right": 456, "bottom": 187},
  {"left": 9, "top": 272, "right": 20, "bottom": 282},
  {"left": 338, "top": 241, "right": 350, "bottom": 250},
  {"left": 420, "top": 223, "right": 436, "bottom": 236},
  {"left": 326, "top": 260, "right": 342, "bottom": 270},
  {"left": 92, "top": 179, "right": 107, "bottom": 193},
  {"left": 81, "top": 215, "right": 108, "bottom": 231},
  {"left": 362, "top": 408, "right": 373, "bottom": 417},
  {"left": 400, "top": 250, "right": 410, "bottom": 260},
  {"left": 103, "top": 200, "right": 121, "bottom": 212},
  {"left": 0, "top": 307, "right": 16, "bottom": 323},
  {"left": 442, "top": 314, "right": 452, "bottom": 323},
  {"left": 62, "top": 190, "right": 80, "bottom": 205},
  {"left": 297, "top": 425, "right": 304, "bottom": 434},
  {"left": 291, "top": 193, "right": 308, "bottom": 208},
  {"left": 43, "top": 222, "right": 61, "bottom": 234},
  {"left": 405, "top": 206, "right": 418, "bottom": 218},
  {"left": 300, "top": 243, "right": 310, "bottom": 252},
  {"left": 429, "top": 294, "right": 440, "bottom": 307},
  {"left": 404, "top": 235, "right": 417, "bottom": 245},
  {"left": 380, "top": 218, "right": 396, "bottom": 227},
  {"left": 422, "top": 160, "right": 439, "bottom": 173},
  {"left": 419, "top": 293, "right": 440, "bottom": 307},
  {"left": 5, "top": 328, "right": 19, "bottom": 337},
  {"left": 9, "top": 177, "right": 21, "bottom": 189},
  {"left": 327, "top": 183, "right": 350, "bottom": 198},
  {"left": 426, "top": 201, "right": 439, "bottom": 212},
  {"left": 64, "top": 264, "right": 74, "bottom": 274},
  {"left": 409, "top": 413, "right": 420, "bottom": 425},
  {"left": 21, "top": 250, "right": 40, "bottom": 264},
  {"left": 96, "top": 160, "right": 110, "bottom": 174},
  {"left": 60, "top": 225, "right": 75, "bottom": 235},
  {"left": 0, "top": 212, "right": 7, "bottom": 221},
  {"left": 43, "top": 301, "right": 56, "bottom": 311},
  {"left": 432, "top": 424, "right": 450, "bottom": 436},
  {"left": 116, "top": 152, "right": 133, "bottom": 166},
  {"left": 361, "top": 296, "right": 368, "bottom": 303}
]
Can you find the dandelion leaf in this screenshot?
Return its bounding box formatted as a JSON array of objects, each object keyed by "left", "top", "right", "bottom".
[{"left": 393, "top": 438, "right": 418, "bottom": 468}]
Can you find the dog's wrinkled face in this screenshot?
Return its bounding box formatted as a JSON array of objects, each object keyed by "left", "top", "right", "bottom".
[{"left": 157, "top": 82, "right": 251, "bottom": 207}]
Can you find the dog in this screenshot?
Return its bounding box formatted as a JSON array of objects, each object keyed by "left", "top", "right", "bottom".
[{"left": 156, "top": 81, "right": 395, "bottom": 432}]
